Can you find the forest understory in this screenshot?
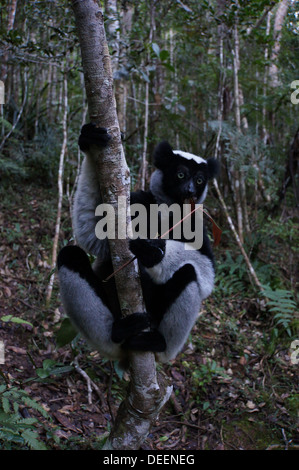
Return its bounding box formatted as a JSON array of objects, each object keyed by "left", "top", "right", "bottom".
[{"left": 0, "top": 182, "right": 297, "bottom": 451}]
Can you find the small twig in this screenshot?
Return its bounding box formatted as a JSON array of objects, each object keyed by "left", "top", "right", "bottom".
[
  {"left": 107, "top": 362, "right": 115, "bottom": 424},
  {"left": 17, "top": 298, "right": 40, "bottom": 312},
  {"left": 213, "top": 178, "right": 263, "bottom": 291},
  {"left": 0, "top": 274, "right": 38, "bottom": 283},
  {"left": 73, "top": 358, "right": 104, "bottom": 406},
  {"left": 281, "top": 428, "right": 291, "bottom": 450},
  {"left": 159, "top": 419, "right": 206, "bottom": 432}
]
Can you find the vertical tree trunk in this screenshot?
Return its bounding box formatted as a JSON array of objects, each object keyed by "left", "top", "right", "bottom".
[
  {"left": 46, "top": 71, "right": 68, "bottom": 304},
  {"left": 213, "top": 7, "right": 263, "bottom": 292},
  {"left": 168, "top": 28, "right": 179, "bottom": 148},
  {"left": 70, "top": 0, "right": 172, "bottom": 450},
  {"left": 232, "top": 20, "right": 244, "bottom": 243},
  {"left": 140, "top": 79, "right": 149, "bottom": 190},
  {"left": 0, "top": 69, "right": 28, "bottom": 152},
  {"left": 269, "top": 0, "right": 290, "bottom": 88},
  {"left": 0, "top": 0, "right": 18, "bottom": 83},
  {"left": 262, "top": 12, "right": 272, "bottom": 145},
  {"left": 214, "top": 23, "right": 225, "bottom": 161},
  {"left": 139, "top": 0, "right": 155, "bottom": 190},
  {"left": 107, "top": 1, "right": 133, "bottom": 135}
]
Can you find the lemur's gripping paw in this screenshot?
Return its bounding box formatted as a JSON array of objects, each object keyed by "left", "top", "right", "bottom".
[
  {"left": 121, "top": 330, "right": 166, "bottom": 353},
  {"left": 129, "top": 238, "right": 166, "bottom": 268},
  {"left": 111, "top": 312, "right": 150, "bottom": 344},
  {"left": 78, "top": 123, "right": 111, "bottom": 152}
]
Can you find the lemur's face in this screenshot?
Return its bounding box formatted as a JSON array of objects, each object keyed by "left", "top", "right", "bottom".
[
  {"left": 153, "top": 141, "right": 219, "bottom": 205},
  {"left": 161, "top": 156, "right": 209, "bottom": 205}
]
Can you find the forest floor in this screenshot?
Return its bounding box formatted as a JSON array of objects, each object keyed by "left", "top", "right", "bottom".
[{"left": 0, "top": 182, "right": 298, "bottom": 451}]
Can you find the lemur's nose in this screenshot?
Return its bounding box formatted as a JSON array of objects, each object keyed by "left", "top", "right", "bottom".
[{"left": 186, "top": 180, "right": 195, "bottom": 196}]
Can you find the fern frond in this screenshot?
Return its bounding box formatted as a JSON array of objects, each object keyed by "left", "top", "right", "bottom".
[
  {"left": 21, "top": 429, "right": 47, "bottom": 450},
  {"left": 261, "top": 284, "right": 298, "bottom": 336}
]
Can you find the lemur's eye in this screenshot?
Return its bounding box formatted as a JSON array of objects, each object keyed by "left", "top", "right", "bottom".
[
  {"left": 196, "top": 177, "right": 204, "bottom": 185},
  {"left": 177, "top": 172, "right": 185, "bottom": 179}
]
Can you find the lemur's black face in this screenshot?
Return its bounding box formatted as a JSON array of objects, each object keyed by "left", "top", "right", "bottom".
[
  {"left": 162, "top": 156, "right": 208, "bottom": 204},
  {"left": 153, "top": 141, "right": 219, "bottom": 205}
]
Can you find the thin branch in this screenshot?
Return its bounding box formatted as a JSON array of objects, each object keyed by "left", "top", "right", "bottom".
[
  {"left": 46, "top": 70, "right": 68, "bottom": 304},
  {"left": 0, "top": 69, "right": 28, "bottom": 152},
  {"left": 213, "top": 179, "right": 263, "bottom": 291},
  {"left": 245, "top": 2, "right": 277, "bottom": 36},
  {"left": 73, "top": 358, "right": 105, "bottom": 406}
]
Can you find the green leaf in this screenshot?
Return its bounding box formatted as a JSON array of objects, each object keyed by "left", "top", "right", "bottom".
[
  {"left": 35, "top": 368, "right": 49, "bottom": 379},
  {"left": 56, "top": 318, "right": 78, "bottom": 347},
  {"left": 151, "top": 42, "right": 160, "bottom": 57},
  {"left": 161, "top": 62, "right": 175, "bottom": 72},
  {"left": 159, "top": 50, "right": 170, "bottom": 61},
  {"left": 36, "top": 358, "right": 73, "bottom": 379},
  {"left": 1, "top": 315, "right": 33, "bottom": 327},
  {"left": 21, "top": 429, "right": 47, "bottom": 450},
  {"left": 42, "top": 359, "right": 57, "bottom": 370},
  {"left": 1, "top": 397, "right": 10, "bottom": 413},
  {"left": 114, "top": 361, "right": 124, "bottom": 380},
  {"left": 203, "top": 401, "right": 210, "bottom": 411}
]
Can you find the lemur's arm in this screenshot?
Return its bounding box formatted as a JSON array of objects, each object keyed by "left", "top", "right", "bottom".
[
  {"left": 127, "top": 238, "right": 214, "bottom": 362},
  {"left": 73, "top": 124, "right": 111, "bottom": 257}
]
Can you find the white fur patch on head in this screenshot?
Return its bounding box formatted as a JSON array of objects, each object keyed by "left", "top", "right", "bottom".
[{"left": 173, "top": 150, "right": 206, "bottom": 165}]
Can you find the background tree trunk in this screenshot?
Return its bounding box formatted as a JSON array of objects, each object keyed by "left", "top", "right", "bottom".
[
  {"left": 70, "top": 0, "right": 172, "bottom": 450},
  {"left": 232, "top": 19, "right": 244, "bottom": 243},
  {"left": 46, "top": 70, "right": 68, "bottom": 304},
  {"left": 269, "top": 0, "right": 290, "bottom": 88},
  {"left": 0, "top": 0, "right": 18, "bottom": 83}
]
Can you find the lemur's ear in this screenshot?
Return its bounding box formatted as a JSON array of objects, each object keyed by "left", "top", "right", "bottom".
[
  {"left": 153, "top": 141, "right": 174, "bottom": 170},
  {"left": 207, "top": 158, "right": 220, "bottom": 179}
]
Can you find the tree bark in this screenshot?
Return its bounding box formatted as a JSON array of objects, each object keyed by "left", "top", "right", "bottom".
[
  {"left": 139, "top": 0, "right": 155, "bottom": 190},
  {"left": 0, "top": 0, "right": 18, "bottom": 83},
  {"left": 269, "top": 0, "right": 290, "bottom": 88},
  {"left": 70, "top": 0, "right": 172, "bottom": 450},
  {"left": 0, "top": 68, "right": 28, "bottom": 152},
  {"left": 106, "top": 0, "right": 133, "bottom": 135},
  {"left": 46, "top": 71, "right": 68, "bottom": 304},
  {"left": 232, "top": 20, "right": 244, "bottom": 243},
  {"left": 261, "top": 12, "right": 272, "bottom": 145},
  {"left": 277, "top": 127, "right": 299, "bottom": 206}
]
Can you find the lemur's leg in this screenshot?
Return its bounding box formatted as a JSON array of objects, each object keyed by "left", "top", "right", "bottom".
[
  {"left": 126, "top": 238, "right": 201, "bottom": 358},
  {"left": 57, "top": 246, "right": 150, "bottom": 359}
]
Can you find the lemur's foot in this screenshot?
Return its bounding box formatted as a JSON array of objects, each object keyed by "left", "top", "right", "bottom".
[{"left": 121, "top": 329, "right": 166, "bottom": 352}]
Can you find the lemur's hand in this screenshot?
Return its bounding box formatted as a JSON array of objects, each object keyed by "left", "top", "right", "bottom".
[
  {"left": 129, "top": 238, "right": 166, "bottom": 268},
  {"left": 78, "top": 123, "right": 111, "bottom": 152},
  {"left": 111, "top": 312, "right": 150, "bottom": 343}
]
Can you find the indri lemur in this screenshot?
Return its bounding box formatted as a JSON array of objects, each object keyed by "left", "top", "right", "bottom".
[{"left": 58, "top": 123, "right": 218, "bottom": 363}]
